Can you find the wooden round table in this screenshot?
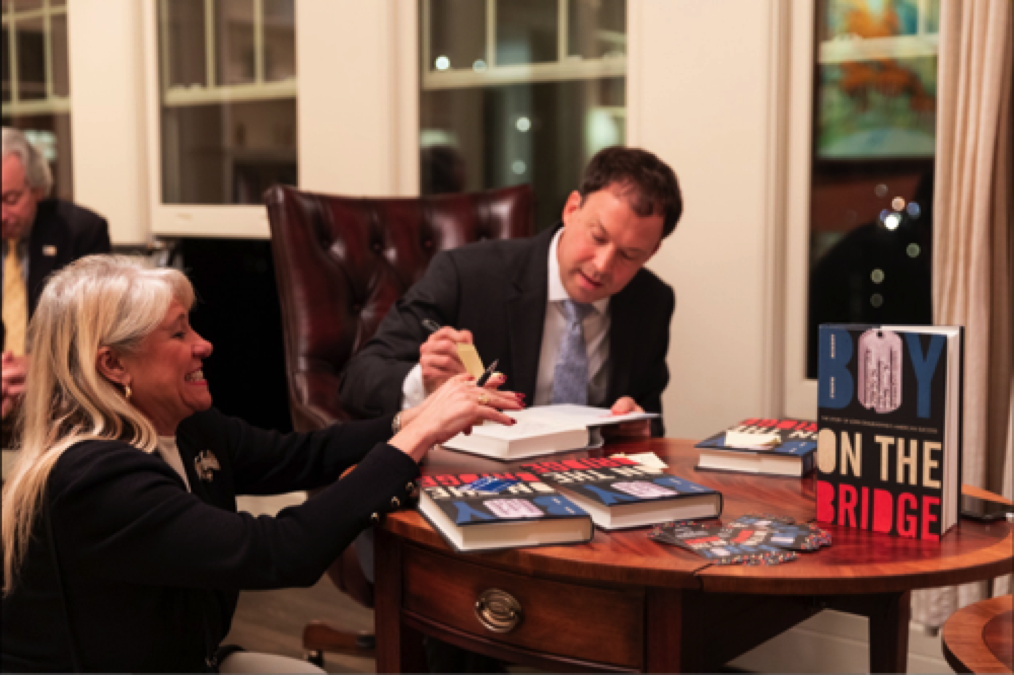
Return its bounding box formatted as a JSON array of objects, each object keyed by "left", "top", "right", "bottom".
[
  {"left": 943, "top": 594, "right": 1013, "bottom": 673},
  {"left": 376, "top": 439, "right": 1014, "bottom": 673}
]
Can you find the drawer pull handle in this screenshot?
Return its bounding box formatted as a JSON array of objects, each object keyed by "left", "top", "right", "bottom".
[{"left": 474, "top": 588, "right": 523, "bottom": 634}]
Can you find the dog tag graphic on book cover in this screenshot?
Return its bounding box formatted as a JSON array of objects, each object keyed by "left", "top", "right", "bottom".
[{"left": 857, "top": 329, "right": 903, "bottom": 414}]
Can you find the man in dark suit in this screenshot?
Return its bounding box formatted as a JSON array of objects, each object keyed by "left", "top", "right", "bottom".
[
  {"left": 2, "top": 127, "right": 111, "bottom": 419},
  {"left": 340, "top": 146, "right": 681, "bottom": 437}
]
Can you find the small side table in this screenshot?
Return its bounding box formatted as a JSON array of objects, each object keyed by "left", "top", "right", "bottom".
[{"left": 942, "top": 594, "right": 1013, "bottom": 673}]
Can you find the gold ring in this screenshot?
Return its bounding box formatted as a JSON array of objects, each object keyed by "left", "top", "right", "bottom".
[{"left": 477, "top": 392, "right": 491, "bottom": 406}]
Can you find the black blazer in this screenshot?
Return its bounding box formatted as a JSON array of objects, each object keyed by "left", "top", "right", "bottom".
[
  {"left": 0, "top": 408, "right": 418, "bottom": 673},
  {"left": 339, "top": 225, "right": 676, "bottom": 436},
  {"left": 2, "top": 199, "right": 111, "bottom": 348}
]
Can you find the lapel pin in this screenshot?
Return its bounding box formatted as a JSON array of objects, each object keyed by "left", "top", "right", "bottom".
[
  {"left": 42, "top": 245, "right": 57, "bottom": 257},
  {"left": 194, "top": 450, "right": 220, "bottom": 482}
]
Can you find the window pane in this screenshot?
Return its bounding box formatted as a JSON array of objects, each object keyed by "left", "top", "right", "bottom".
[
  {"left": 496, "top": 0, "right": 558, "bottom": 66},
  {"left": 427, "top": 0, "right": 486, "bottom": 72},
  {"left": 421, "top": 78, "right": 625, "bottom": 233},
  {"left": 15, "top": 17, "right": 45, "bottom": 100},
  {"left": 806, "top": 0, "right": 938, "bottom": 379},
  {"left": 11, "top": 0, "right": 43, "bottom": 11},
  {"left": 2, "top": 113, "right": 73, "bottom": 200},
  {"left": 165, "top": 0, "right": 208, "bottom": 88},
  {"left": 2, "top": 25, "right": 11, "bottom": 103},
  {"left": 158, "top": 0, "right": 298, "bottom": 205},
  {"left": 51, "top": 12, "right": 69, "bottom": 97},
  {"left": 215, "top": 0, "right": 255, "bottom": 86},
  {"left": 161, "top": 100, "right": 298, "bottom": 204},
  {"left": 567, "top": 0, "right": 625, "bottom": 60},
  {"left": 263, "top": 0, "right": 295, "bottom": 82}
]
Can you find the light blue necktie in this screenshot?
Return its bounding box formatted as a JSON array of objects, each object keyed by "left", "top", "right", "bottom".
[{"left": 551, "top": 300, "right": 594, "bottom": 405}]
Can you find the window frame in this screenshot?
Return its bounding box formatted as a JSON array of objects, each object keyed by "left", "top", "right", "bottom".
[
  {"left": 143, "top": 0, "right": 297, "bottom": 238},
  {"left": 2, "top": 0, "right": 71, "bottom": 117},
  {"left": 781, "top": 0, "right": 940, "bottom": 419},
  {"left": 420, "top": 0, "right": 626, "bottom": 92}
]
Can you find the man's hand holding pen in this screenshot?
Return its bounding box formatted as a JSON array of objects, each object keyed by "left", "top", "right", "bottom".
[{"left": 419, "top": 326, "right": 475, "bottom": 394}]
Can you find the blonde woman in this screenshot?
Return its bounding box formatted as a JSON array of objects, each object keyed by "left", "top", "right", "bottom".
[{"left": 1, "top": 255, "right": 520, "bottom": 673}]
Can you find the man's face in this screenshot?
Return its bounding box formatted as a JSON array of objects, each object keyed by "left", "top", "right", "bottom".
[
  {"left": 2, "top": 155, "right": 43, "bottom": 241},
  {"left": 556, "top": 183, "right": 664, "bottom": 304}
]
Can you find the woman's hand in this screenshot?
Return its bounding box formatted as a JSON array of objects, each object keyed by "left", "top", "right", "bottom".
[{"left": 392, "top": 374, "right": 523, "bottom": 462}]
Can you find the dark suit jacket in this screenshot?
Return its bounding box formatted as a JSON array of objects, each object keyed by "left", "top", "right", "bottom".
[
  {"left": 339, "top": 225, "right": 676, "bottom": 436},
  {"left": 1, "top": 408, "right": 417, "bottom": 673},
  {"left": 2, "top": 199, "right": 111, "bottom": 348}
]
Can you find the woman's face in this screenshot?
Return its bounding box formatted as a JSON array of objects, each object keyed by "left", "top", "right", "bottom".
[{"left": 121, "top": 299, "right": 214, "bottom": 435}]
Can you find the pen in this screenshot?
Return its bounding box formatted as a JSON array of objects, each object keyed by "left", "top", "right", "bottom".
[
  {"left": 421, "top": 318, "right": 442, "bottom": 335},
  {"left": 476, "top": 359, "right": 499, "bottom": 387}
]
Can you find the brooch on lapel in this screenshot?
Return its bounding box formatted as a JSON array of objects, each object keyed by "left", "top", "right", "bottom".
[
  {"left": 42, "top": 245, "right": 58, "bottom": 257},
  {"left": 194, "top": 450, "right": 220, "bottom": 483}
]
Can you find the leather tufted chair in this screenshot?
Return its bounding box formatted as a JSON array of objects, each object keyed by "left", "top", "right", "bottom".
[{"left": 264, "top": 183, "right": 534, "bottom": 663}]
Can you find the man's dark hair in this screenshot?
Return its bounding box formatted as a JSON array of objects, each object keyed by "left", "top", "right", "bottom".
[{"left": 578, "top": 146, "right": 683, "bottom": 238}]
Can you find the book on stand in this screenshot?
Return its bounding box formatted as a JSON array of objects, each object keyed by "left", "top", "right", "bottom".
[
  {"left": 816, "top": 324, "right": 964, "bottom": 540},
  {"left": 440, "top": 404, "right": 659, "bottom": 460},
  {"left": 416, "top": 471, "right": 594, "bottom": 552},
  {"left": 520, "top": 456, "right": 722, "bottom": 530},
  {"left": 695, "top": 418, "right": 818, "bottom": 477}
]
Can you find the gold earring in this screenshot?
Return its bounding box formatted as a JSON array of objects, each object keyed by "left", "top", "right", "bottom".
[{"left": 124, "top": 384, "right": 132, "bottom": 400}]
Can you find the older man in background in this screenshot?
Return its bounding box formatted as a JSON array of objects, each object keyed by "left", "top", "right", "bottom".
[{"left": 2, "top": 127, "right": 111, "bottom": 421}]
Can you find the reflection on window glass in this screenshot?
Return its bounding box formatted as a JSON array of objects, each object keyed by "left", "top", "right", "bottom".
[
  {"left": 50, "top": 12, "right": 69, "bottom": 96},
  {"left": 496, "top": 0, "right": 558, "bottom": 66},
  {"left": 421, "top": 0, "right": 626, "bottom": 232},
  {"left": 165, "top": 0, "right": 208, "bottom": 88},
  {"left": 215, "top": 0, "right": 255, "bottom": 86},
  {"left": 2, "top": 0, "right": 73, "bottom": 199},
  {"left": 263, "top": 0, "right": 295, "bottom": 82},
  {"left": 1, "top": 25, "right": 10, "bottom": 103},
  {"left": 806, "top": 0, "right": 938, "bottom": 379},
  {"left": 427, "top": 0, "right": 485, "bottom": 72},
  {"left": 15, "top": 17, "right": 46, "bottom": 101},
  {"left": 158, "top": 0, "right": 297, "bottom": 205},
  {"left": 567, "top": 0, "right": 625, "bottom": 60}
]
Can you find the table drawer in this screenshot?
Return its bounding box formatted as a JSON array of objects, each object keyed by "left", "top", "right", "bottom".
[{"left": 402, "top": 544, "right": 645, "bottom": 669}]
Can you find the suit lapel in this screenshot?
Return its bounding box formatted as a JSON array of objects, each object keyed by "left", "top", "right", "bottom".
[
  {"left": 27, "top": 208, "right": 61, "bottom": 317},
  {"left": 505, "top": 227, "right": 556, "bottom": 400}
]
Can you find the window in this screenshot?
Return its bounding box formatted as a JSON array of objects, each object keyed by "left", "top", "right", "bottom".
[
  {"left": 157, "top": 0, "right": 296, "bottom": 205},
  {"left": 1, "top": 0, "right": 73, "bottom": 200},
  {"left": 420, "top": 0, "right": 625, "bottom": 230},
  {"left": 805, "top": 0, "right": 938, "bottom": 378}
]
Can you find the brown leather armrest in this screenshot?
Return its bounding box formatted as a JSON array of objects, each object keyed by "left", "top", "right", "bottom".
[{"left": 289, "top": 370, "right": 353, "bottom": 432}]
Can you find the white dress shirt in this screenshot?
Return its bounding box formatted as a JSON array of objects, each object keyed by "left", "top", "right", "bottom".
[
  {"left": 156, "top": 436, "right": 191, "bottom": 492},
  {"left": 401, "top": 228, "right": 611, "bottom": 408}
]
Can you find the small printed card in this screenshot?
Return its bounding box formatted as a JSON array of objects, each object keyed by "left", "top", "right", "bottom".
[
  {"left": 456, "top": 343, "right": 485, "bottom": 378},
  {"left": 723, "top": 431, "right": 782, "bottom": 450},
  {"left": 648, "top": 513, "right": 832, "bottom": 565}
]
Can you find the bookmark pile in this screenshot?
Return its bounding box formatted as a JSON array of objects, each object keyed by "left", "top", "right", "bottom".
[{"left": 649, "top": 513, "right": 832, "bottom": 566}]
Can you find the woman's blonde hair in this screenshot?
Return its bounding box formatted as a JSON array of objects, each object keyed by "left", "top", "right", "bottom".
[{"left": 2, "top": 255, "right": 195, "bottom": 595}]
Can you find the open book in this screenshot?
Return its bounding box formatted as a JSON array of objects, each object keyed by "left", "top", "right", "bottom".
[{"left": 439, "top": 404, "right": 660, "bottom": 460}]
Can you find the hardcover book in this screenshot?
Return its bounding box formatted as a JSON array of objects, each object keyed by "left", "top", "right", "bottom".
[
  {"left": 816, "top": 324, "right": 964, "bottom": 540},
  {"left": 439, "top": 404, "right": 659, "bottom": 460},
  {"left": 519, "top": 456, "right": 722, "bottom": 530},
  {"left": 695, "top": 418, "right": 818, "bottom": 477},
  {"left": 416, "top": 471, "right": 594, "bottom": 553}
]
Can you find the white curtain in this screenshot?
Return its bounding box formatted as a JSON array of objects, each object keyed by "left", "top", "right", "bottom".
[{"left": 913, "top": 0, "right": 1014, "bottom": 628}]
